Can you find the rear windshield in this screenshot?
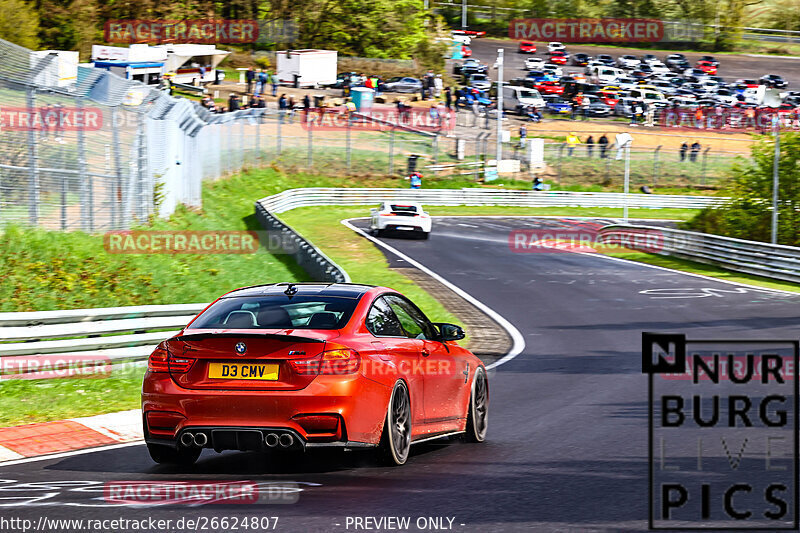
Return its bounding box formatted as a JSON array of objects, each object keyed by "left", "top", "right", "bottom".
[
  {"left": 391, "top": 204, "right": 418, "bottom": 213},
  {"left": 188, "top": 295, "right": 361, "bottom": 330}
]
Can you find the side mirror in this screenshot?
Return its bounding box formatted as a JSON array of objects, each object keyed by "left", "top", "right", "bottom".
[
  {"left": 433, "top": 322, "right": 465, "bottom": 342},
  {"left": 370, "top": 208, "right": 378, "bottom": 214}
]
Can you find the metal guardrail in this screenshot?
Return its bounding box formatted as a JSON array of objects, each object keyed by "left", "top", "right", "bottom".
[
  {"left": 257, "top": 187, "right": 726, "bottom": 213},
  {"left": 0, "top": 303, "right": 209, "bottom": 373},
  {"left": 599, "top": 225, "right": 800, "bottom": 284},
  {"left": 254, "top": 200, "right": 350, "bottom": 283}
]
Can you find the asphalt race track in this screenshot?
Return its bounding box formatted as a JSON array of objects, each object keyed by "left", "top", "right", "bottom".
[{"left": 2, "top": 217, "right": 800, "bottom": 532}]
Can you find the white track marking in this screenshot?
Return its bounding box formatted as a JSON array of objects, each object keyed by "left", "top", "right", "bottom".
[
  {"left": 69, "top": 409, "right": 143, "bottom": 443},
  {"left": 341, "top": 218, "right": 526, "bottom": 370},
  {"left": 0, "top": 441, "right": 144, "bottom": 468},
  {"left": 0, "top": 446, "right": 23, "bottom": 462}
]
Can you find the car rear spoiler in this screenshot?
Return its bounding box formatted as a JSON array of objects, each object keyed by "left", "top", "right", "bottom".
[{"left": 174, "top": 331, "right": 325, "bottom": 343}]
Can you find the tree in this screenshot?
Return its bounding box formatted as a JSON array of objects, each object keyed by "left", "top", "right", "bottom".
[
  {"left": 683, "top": 132, "right": 800, "bottom": 246},
  {"left": 0, "top": 0, "right": 40, "bottom": 49}
]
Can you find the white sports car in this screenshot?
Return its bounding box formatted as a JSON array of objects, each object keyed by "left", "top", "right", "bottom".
[
  {"left": 524, "top": 57, "right": 545, "bottom": 71},
  {"left": 369, "top": 202, "right": 431, "bottom": 239}
]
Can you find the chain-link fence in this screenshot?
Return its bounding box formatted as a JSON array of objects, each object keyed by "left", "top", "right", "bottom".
[{"left": 0, "top": 38, "right": 441, "bottom": 232}]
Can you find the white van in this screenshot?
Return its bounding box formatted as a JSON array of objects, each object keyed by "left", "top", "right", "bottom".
[
  {"left": 503, "top": 85, "right": 545, "bottom": 113},
  {"left": 627, "top": 88, "right": 668, "bottom": 106}
]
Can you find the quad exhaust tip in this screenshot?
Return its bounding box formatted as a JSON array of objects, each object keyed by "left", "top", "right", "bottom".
[
  {"left": 180, "top": 432, "right": 195, "bottom": 447},
  {"left": 279, "top": 434, "right": 294, "bottom": 447},
  {"left": 180, "top": 431, "right": 208, "bottom": 447},
  {"left": 265, "top": 433, "right": 279, "bottom": 448}
]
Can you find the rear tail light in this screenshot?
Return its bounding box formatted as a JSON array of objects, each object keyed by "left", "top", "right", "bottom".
[
  {"left": 147, "top": 343, "right": 195, "bottom": 373},
  {"left": 289, "top": 349, "right": 360, "bottom": 376}
]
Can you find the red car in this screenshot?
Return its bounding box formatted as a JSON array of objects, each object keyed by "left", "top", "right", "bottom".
[
  {"left": 518, "top": 41, "right": 536, "bottom": 53},
  {"left": 462, "top": 45, "right": 472, "bottom": 58},
  {"left": 549, "top": 52, "right": 567, "bottom": 65},
  {"left": 535, "top": 81, "right": 564, "bottom": 95},
  {"left": 142, "top": 283, "right": 489, "bottom": 466},
  {"left": 696, "top": 60, "right": 717, "bottom": 75}
]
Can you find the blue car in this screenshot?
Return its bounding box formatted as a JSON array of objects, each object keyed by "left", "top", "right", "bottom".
[
  {"left": 525, "top": 70, "right": 549, "bottom": 83},
  {"left": 457, "top": 89, "right": 492, "bottom": 108},
  {"left": 542, "top": 95, "right": 572, "bottom": 115}
]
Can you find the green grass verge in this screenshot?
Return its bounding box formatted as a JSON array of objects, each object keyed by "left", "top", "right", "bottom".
[{"left": 0, "top": 366, "right": 143, "bottom": 427}]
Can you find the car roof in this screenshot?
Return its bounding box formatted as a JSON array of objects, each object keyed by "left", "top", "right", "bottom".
[{"left": 223, "top": 282, "right": 377, "bottom": 299}]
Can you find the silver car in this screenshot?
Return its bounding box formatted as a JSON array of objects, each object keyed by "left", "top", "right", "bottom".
[{"left": 383, "top": 77, "right": 423, "bottom": 93}]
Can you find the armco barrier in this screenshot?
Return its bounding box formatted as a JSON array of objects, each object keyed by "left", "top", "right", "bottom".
[
  {"left": 257, "top": 187, "right": 726, "bottom": 214},
  {"left": 254, "top": 201, "right": 349, "bottom": 283},
  {"left": 0, "top": 304, "right": 209, "bottom": 373},
  {"left": 599, "top": 225, "right": 800, "bottom": 284}
]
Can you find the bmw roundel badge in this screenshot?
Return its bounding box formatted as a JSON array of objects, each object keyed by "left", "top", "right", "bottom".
[{"left": 234, "top": 342, "right": 247, "bottom": 356}]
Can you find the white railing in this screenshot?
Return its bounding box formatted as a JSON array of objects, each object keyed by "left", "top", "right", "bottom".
[
  {"left": 599, "top": 225, "right": 800, "bottom": 284},
  {"left": 258, "top": 187, "right": 726, "bottom": 213},
  {"left": 0, "top": 304, "right": 208, "bottom": 371}
]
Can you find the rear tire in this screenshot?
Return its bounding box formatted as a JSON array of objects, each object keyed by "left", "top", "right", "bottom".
[
  {"left": 465, "top": 366, "right": 489, "bottom": 443},
  {"left": 379, "top": 381, "right": 412, "bottom": 465},
  {"left": 147, "top": 443, "right": 202, "bottom": 465},
  {"left": 376, "top": 229, "right": 385, "bottom": 238},
  {"left": 420, "top": 232, "right": 430, "bottom": 240}
]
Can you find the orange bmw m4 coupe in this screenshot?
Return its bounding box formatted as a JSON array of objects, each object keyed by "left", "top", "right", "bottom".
[{"left": 142, "top": 283, "right": 488, "bottom": 466}]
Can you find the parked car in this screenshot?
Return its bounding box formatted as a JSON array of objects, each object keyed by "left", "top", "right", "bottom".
[
  {"left": 518, "top": 41, "right": 537, "bottom": 53},
  {"left": 572, "top": 53, "right": 591, "bottom": 66},
  {"left": 383, "top": 77, "right": 423, "bottom": 93},
  {"left": 617, "top": 55, "right": 640, "bottom": 69},
  {"left": 665, "top": 53, "right": 687, "bottom": 68},
  {"left": 696, "top": 60, "right": 718, "bottom": 75},
  {"left": 542, "top": 94, "right": 572, "bottom": 115},
  {"left": 467, "top": 73, "right": 492, "bottom": 91},
  {"left": 524, "top": 57, "right": 545, "bottom": 70},
  {"left": 760, "top": 74, "right": 788, "bottom": 89},
  {"left": 699, "top": 55, "right": 719, "bottom": 67},
  {"left": 596, "top": 54, "right": 615, "bottom": 66},
  {"left": 547, "top": 41, "right": 566, "bottom": 53},
  {"left": 582, "top": 95, "right": 612, "bottom": 117},
  {"left": 640, "top": 54, "right": 659, "bottom": 64},
  {"left": 453, "top": 58, "right": 487, "bottom": 75},
  {"left": 533, "top": 80, "right": 564, "bottom": 95}
]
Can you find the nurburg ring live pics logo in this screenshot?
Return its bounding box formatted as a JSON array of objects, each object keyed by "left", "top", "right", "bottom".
[{"left": 643, "top": 332, "right": 799, "bottom": 529}]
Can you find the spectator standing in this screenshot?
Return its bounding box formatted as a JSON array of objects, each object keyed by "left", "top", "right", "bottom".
[
  {"left": 278, "top": 94, "right": 288, "bottom": 112},
  {"left": 303, "top": 94, "right": 311, "bottom": 111},
  {"left": 566, "top": 132, "right": 580, "bottom": 156},
  {"left": 690, "top": 141, "right": 701, "bottom": 162},
  {"left": 445, "top": 87, "right": 453, "bottom": 111},
  {"left": 645, "top": 102, "right": 655, "bottom": 127},
  {"left": 695, "top": 107, "right": 704, "bottom": 129},
  {"left": 581, "top": 95, "right": 590, "bottom": 121},
  {"left": 572, "top": 93, "right": 582, "bottom": 120},
  {"left": 287, "top": 96, "right": 296, "bottom": 122},
  {"left": 615, "top": 132, "right": 632, "bottom": 160},
  {"left": 271, "top": 72, "right": 278, "bottom": 97},
  {"left": 631, "top": 101, "right": 643, "bottom": 125},
  {"left": 228, "top": 93, "right": 240, "bottom": 112},
  {"left": 585, "top": 135, "right": 594, "bottom": 157},
  {"left": 679, "top": 141, "right": 688, "bottom": 162},
  {"left": 519, "top": 124, "right": 527, "bottom": 147},
  {"left": 598, "top": 134, "right": 609, "bottom": 158},
  {"left": 256, "top": 69, "right": 267, "bottom": 97},
  {"left": 409, "top": 171, "right": 422, "bottom": 189},
  {"left": 245, "top": 67, "right": 255, "bottom": 94},
  {"left": 434, "top": 74, "right": 443, "bottom": 98}
]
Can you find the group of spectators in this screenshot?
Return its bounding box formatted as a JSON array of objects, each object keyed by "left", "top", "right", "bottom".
[{"left": 245, "top": 67, "right": 279, "bottom": 98}]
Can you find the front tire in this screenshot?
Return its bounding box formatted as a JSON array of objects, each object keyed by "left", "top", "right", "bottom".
[
  {"left": 465, "top": 366, "right": 489, "bottom": 442},
  {"left": 147, "top": 443, "right": 202, "bottom": 465},
  {"left": 380, "top": 380, "right": 412, "bottom": 465}
]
